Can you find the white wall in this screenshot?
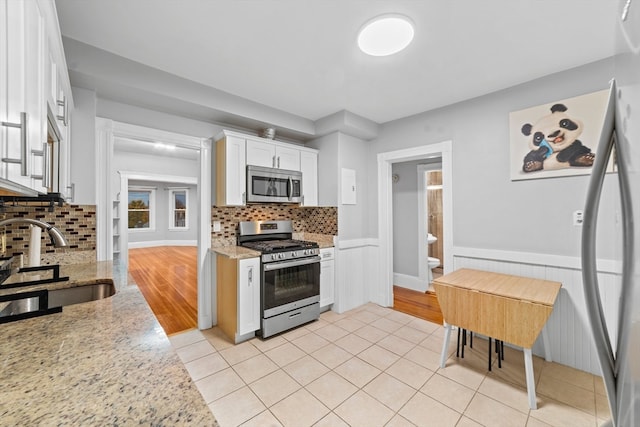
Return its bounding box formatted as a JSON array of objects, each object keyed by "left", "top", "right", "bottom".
[
  {"left": 367, "top": 58, "right": 616, "bottom": 374},
  {"left": 391, "top": 160, "right": 421, "bottom": 277},
  {"left": 70, "top": 87, "right": 97, "bottom": 204},
  {"left": 97, "top": 98, "right": 224, "bottom": 139},
  {"left": 307, "top": 133, "right": 339, "bottom": 207},
  {"left": 369, "top": 58, "right": 615, "bottom": 255},
  {"left": 308, "top": 131, "right": 371, "bottom": 239},
  {"left": 337, "top": 133, "right": 370, "bottom": 241}
]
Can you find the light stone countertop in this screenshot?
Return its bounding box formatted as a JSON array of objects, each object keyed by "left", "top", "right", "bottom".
[
  {"left": 209, "top": 245, "right": 261, "bottom": 259},
  {"left": 0, "top": 260, "right": 218, "bottom": 426}
]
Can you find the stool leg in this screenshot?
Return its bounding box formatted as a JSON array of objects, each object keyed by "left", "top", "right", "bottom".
[
  {"left": 461, "top": 330, "right": 466, "bottom": 358},
  {"left": 488, "top": 337, "right": 492, "bottom": 371},
  {"left": 497, "top": 341, "right": 502, "bottom": 369},
  {"left": 470, "top": 331, "right": 473, "bottom": 348},
  {"left": 456, "top": 328, "right": 461, "bottom": 358}
]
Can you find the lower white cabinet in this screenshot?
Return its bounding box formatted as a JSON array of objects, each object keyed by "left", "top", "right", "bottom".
[
  {"left": 237, "top": 257, "right": 260, "bottom": 336},
  {"left": 320, "top": 248, "right": 335, "bottom": 308},
  {"left": 216, "top": 255, "right": 260, "bottom": 343}
]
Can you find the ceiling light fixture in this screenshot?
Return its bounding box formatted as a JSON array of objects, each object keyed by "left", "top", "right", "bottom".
[{"left": 357, "top": 14, "right": 414, "bottom": 56}]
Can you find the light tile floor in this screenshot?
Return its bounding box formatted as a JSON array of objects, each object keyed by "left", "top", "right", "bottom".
[{"left": 169, "top": 303, "right": 611, "bottom": 427}]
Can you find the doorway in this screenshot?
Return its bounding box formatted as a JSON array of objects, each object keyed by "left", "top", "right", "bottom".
[
  {"left": 376, "top": 141, "right": 453, "bottom": 308},
  {"left": 96, "top": 119, "right": 214, "bottom": 331},
  {"left": 418, "top": 164, "right": 444, "bottom": 290},
  {"left": 121, "top": 173, "right": 199, "bottom": 335}
]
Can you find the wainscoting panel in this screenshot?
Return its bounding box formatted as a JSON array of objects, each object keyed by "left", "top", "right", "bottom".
[
  {"left": 335, "top": 239, "right": 379, "bottom": 313},
  {"left": 452, "top": 252, "right": 621, "bottom": 375}
]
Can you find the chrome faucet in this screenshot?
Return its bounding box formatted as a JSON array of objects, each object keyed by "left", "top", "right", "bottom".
[{"left": 0, "top": 218, "right": 68, "bottom": 248}]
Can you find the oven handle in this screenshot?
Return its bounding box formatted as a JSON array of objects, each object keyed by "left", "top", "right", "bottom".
[{"left": 263, "top": 256, "right": 321, "bottom": 271}]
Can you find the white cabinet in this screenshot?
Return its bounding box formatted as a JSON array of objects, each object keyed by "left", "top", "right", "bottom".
[
  {"left": 320, "top": 247, "right": 335, "bottom": 308},
  {"left": 216, "top": 254, "right": 260, "bottom": 343},
  {"left": 246, "top": 139, "right": 300, "bottom": 171},
  {"left": 237, "top": 257, "right": 260, "bottom": 336},
  {"left": 300, "top": 149, "right": 318, "bottom": 206},
  {"left": 0, "top": 0, "right": 46, "bottom": 193},
  {"left": 0, "top": 0, "right": 72, "bottom": 195},
  {"left": 215, "top": 133, "right": 246, "bottom": 206},
  {"left": 43, "top": 0, "right": 72, "bottom": 199},
  {"left": 215, "top": 129, "right": 319, "bottom": 207}
]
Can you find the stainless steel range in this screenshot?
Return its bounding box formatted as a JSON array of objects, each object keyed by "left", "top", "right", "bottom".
[{"left": 238, "top": 220, "right": 320, "bottom": 338}]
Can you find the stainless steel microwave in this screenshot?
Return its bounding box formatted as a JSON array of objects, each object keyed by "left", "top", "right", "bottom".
[{"left": 246, "top": 165, "right": 302, "bottom": 203}]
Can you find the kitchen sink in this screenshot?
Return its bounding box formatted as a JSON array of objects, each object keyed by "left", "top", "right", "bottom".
[
  {"left": 0, "top": 281, "right": 116, "bottom": 321},
  {"left": 48, "top": 281, "right": 116, "bottom": 308}
]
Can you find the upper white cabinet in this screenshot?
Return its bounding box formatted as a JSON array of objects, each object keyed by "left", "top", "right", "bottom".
[
  {"left": 0, "top": 0, "right": 72, "bottom": 195},
  {"left": 1, "top": 0, "right": 45, "bottom": 193},
  {"left": 215, "top": 133, "right": 246, "bottom": 206},
  {"left": 246, "top": 139, "right": 300, "bottom": 171},
  {"left": 215, "top": 130, "right": 319, "bottom": 207}
]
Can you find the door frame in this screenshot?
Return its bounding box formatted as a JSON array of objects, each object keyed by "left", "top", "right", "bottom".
[
  {"left": 376, "top": 141, "right": 453, "bottom": 307},
  {"left": 95, "top": 119, "right": 213, "bottom": 329}
]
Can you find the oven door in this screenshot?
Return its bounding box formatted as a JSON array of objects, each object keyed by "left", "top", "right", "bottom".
[{"left": 262, "top": 256, "right": 320, "bottom": 318}]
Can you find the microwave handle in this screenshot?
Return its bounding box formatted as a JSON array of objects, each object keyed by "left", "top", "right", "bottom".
[{"left": 287, "top": 176, "right": 292, "bottom": 201}]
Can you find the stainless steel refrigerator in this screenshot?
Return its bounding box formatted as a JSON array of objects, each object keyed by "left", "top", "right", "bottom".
[{"left": 582, "top": 1, "right": 640, "bottom": 426}]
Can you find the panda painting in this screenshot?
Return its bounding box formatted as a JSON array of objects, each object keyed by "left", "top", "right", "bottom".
[{"left": 520, "top": 103, "right": 595, "bottom": 173}]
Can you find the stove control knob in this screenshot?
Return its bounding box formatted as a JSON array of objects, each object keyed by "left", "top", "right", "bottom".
[
  {"left": 303, "top": 249, "right": 310, "bottom": 255},
  {"left": 271, "top": 254, "right": 277, "bottom": 261},
  {"left": 279, "top": 253, "right": 286, "bottom": 260},
  {"left": 291, "top": 251, "right": 297, "bottom": 257}
]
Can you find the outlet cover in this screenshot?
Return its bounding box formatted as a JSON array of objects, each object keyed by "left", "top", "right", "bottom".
[
  {"left": 213, "top": 221, "right": 221, "bottom": 232},
  {"left": 573, "top": 210, "right": 584, "bottom": 226}
]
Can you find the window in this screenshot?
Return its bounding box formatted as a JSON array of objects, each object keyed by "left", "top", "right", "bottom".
[
  {"left": 128, "top": 188, "right": 155, "bottom": 230},
  {"left": 169, "top": 189, "right": 189, "bottom": 230}
]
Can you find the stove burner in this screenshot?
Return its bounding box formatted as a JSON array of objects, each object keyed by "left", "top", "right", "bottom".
[{"left": 241, "top": 239, "right": 318, "bottom": 253}]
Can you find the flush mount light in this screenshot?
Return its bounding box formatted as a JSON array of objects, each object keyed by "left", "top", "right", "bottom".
[{"left": 357, "top": 14, "right": 414, "bottom": 56}]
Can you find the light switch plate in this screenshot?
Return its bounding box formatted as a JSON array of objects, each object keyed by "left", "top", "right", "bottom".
[{"left": 213, "top": 221, "right": 221, "bottom": 232}]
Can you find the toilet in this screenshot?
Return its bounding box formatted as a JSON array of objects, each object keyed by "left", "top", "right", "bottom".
[
  {"left": 427, "top": 256, "right": 441, "bottom": 283},
  {"left": 427, "top": 233, "right": 441, "bottom": 284}
]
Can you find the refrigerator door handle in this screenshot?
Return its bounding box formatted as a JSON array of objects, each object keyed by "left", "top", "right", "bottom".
[
  {"left": 581, "top": 79, "right": 617, "bottom": 423},
  {"left": 612, "top": 79, "right": 635, "bottom": 426}
]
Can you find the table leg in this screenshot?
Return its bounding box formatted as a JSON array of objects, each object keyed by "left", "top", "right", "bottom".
[
  {"left": 440, "top": 323, "right": 453, "bottom": 369},
  {"left": 523, "top": 348, "right": 537, "bottom": 410},
  {"left": 541, "top": 325, "right": 552, "bottom": 362}
]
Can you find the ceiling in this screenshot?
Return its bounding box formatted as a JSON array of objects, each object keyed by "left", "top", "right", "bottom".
[{"left": 55, "top": 0, "right": 617, "bottom": 140}]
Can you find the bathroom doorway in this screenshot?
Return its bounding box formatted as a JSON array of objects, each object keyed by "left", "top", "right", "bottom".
[
  {"left": 418, "top": 164, "right": 444, "bottom": 290},
  {"left": 376, "top": 141, "right": 453, "bottom": 308}
]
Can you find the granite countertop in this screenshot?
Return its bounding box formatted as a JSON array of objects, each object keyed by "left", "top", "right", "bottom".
[
  {"left": 210, "top": 245, "right": 261, "bottom": 259},
  {"left": 211, "top": 233, "right": 335, "bottom": 259},
  {"left": 0, "top": 261, "right": 218, "bottom": 426}
]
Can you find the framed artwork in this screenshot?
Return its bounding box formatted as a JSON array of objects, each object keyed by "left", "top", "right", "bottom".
[{"left": 509, "top": 89, "right": 611, "bottom": 181}]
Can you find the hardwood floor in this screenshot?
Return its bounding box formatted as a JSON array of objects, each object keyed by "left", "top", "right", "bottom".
[
  {"left": 393, "top": 285, "right": 443, "bottom": 325},
  {"left": 128, "top": 246, "right": 198, "bottom": 336},
  {"left": 128, "top": 246, "right": 442, "bottom": 334}
]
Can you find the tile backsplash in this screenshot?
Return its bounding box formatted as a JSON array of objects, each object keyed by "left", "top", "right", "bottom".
[
  {"left": 1, "top": 204, "right": 97, "bottom": 265},
  {"left": 211, "top": 205, "right": 337, "bottom": 242}
]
